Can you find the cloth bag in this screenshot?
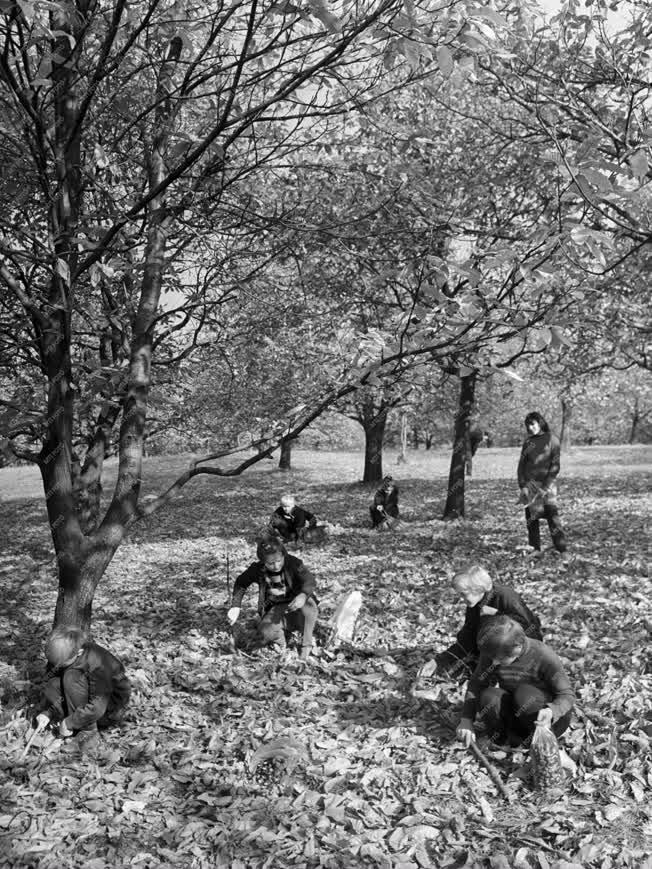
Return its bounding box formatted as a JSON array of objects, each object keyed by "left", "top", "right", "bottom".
[{"left": 525, "top": 481, "right": 558, "bottom": 519}]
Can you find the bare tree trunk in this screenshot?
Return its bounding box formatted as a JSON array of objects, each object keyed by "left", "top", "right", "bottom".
[
  {"left": 362, "top": 409, "right": 388, "bottom": 484},
  {"left": 75, "top": 402, "right": 123, "bottom": 533},
  {"left": 424, "top": 434, "right": 433, "bottom": 450},
  {"left": 412, "top": 426, "right": 420, "bottom": 449},
  {"left": 44, "top": 34, "right": 182, "bottom": 629},
  {"left": 560, "top": 397, "right": 572, "bottom": 451},
  {"left": 52, "top": 538, "right": 124, "bottom": 631},
  {"left": 443, "top": 371, "right": 476, "bottom": 520}
]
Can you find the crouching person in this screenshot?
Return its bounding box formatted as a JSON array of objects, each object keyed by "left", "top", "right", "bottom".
[
  {"left": 435, "top": 565, "right": 542, "bottom": 679},
  {"left": 370, "top": 475, "right": 399, "bottom": 529},
  {"left": 227, "top": 538, "right": 318, "bottom": 660},
  {"left": 456, "top": 615, "right": 574, "bottom": 748},
  {"left": 37, "top": 626, "right": 131, "bottom": 752},
  {"left": 269, "top": 494, "right": 318, "bottom": 545}
]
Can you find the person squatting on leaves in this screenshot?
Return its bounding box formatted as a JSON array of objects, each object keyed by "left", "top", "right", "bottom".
[
  {"left": 435, "top": 566, "right": 543, "bottom": 679},
  {"left": 36, "top": 626, "right": 131, "bottom": 752},
  {"left": 518, "top": 411, "right": 567, "bottom": 554},
  {"left": 269, "top": 494, "right": 317, "bottom": 544},
  {"left": 456, "top": 615, "right": 574, "bottom": 749},
  {"left": 227, "top": 538, "right": 318, "bottom": 660},
  {"left": 370, "top": 475, "right": 399, "bottom": 528}
]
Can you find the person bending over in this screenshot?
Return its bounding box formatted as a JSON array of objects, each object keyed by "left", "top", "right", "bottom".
[
  {"left": 456, "top": 615, "right": 574, "bottom": 748},
  {"left": 436, "top": 565, "right": 542, "bottom": 678},
  {"left": 37, "top": 625, "right": 130, "bottom": 753},
  {"left": 227, "top": 538, "right": 318, "bottom": 660}
]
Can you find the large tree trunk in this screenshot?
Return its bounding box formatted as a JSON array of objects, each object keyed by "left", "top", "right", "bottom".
[
  {"left": 42, "top": 34, "right": 181, "bottom": 629},
  {"left": 443, "top": 371, "right": 476, "bottom": 520},
  {"left": 75, "top": 401, "right": 123, "bottom": 533},
  {"left": 362, "top": 408, "right": 388, "bottom": 483},
  {"left": 278, "top": 437, "right": 294, "bottom": 471},
  {"left": 39, "top": 440, "right": 123, "bottom": 631},
  {"left": 560, "top": 397, "right": 572, "bottom": 451},
  {"left": 51, "top": 538, "right": 122, "bottom": 631}
]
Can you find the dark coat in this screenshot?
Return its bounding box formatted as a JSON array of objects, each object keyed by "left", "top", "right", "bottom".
[
  {"left": 469, "top": 423, "right": 484, "bottom": 456},
  {"left": 461, "top": 638, "right": 575, "bottom": 723},
  {"left": 270, "top": 505, "right": 316, "bottom": 541},
  {"left": 437, "top": 583, "right": 542, "bottom": 669},
  {"left": 231, "top": 554, "right": 316, "bottom": 613},
  {"left": 43, "top": 642, "right": 130, "bottom": 730},
  {"left": 372, "top": 484, "right": 399, "bottom": 518},
  {"left": 517, "top": 432, "right": 561, "bottom": 489}
]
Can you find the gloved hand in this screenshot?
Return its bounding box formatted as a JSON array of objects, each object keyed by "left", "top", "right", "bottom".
[
  {"left": 35, "top": 713, "right": 50, "bottom": 731},
  {"left": 59, "top": 718, "right": 74, "bottom": 738},
  {"left": 286, "top": 593, "right": 307, "bottom": 612},
  {"left": 227, "top": 607, "right": 241, "bottom": 626},
  {"left": 456, "top": 720, "right": 476, "bottom": 747}
]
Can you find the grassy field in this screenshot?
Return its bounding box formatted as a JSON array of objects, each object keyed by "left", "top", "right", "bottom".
[{"left": 0, "top": 446, "right": 651, "bottom": 869}]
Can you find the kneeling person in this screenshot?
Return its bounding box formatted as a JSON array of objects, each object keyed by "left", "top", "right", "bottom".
[
  {"left": 270, "top": 494, "right": 317, "bottom": 544},
  {"left": 436, "top": 565, "right": 542, "bottom": 678},
  {"left": 37, "top": 626, "right": 131, "bottom": 750},
  {"left": 370, "top": 475, "right": 399, "bottom": 528},
  {"left": 228, "top": 539, "right": 318, "bottom": 660},
  {"left": 456, "top": 615, "right": 574, "bottom": 748}
]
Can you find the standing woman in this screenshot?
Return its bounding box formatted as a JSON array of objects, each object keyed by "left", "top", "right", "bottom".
[{"left": 517, "top": 412, "right": 567, "bottom": 554}]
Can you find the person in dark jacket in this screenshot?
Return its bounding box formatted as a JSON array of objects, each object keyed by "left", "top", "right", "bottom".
[
  {"left": 37, "top": 626, "right": 130, "bottom": 752},
  {"left": 370, "top": 475, "right": 399, "bottom": 528},
  {"left": 227, "top": 538, "right": 318, "bottom": 660},
  {"left": 469, "top": 422, "right": 484, "bottom": 457},
  {"left": 435, "top": 566, "right": 542, "bottom": 678},
  {"left": 270, "top": 494, "right": 317, "bottom": 544},
  {"left": 456, "top": 615, "right": 574, "bottom": 748},
  {"left": 517, "top": 411, "right": 567, "bottom": 553}
]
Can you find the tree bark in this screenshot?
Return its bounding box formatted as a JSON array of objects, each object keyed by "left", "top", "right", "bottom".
[
  {"left": 44, "top": 33, "right": 182, "bottom": 628},
  {"left": 412, "top": 426, "right": 420, "bottom": 449},
  {"left": 443, "top": 371, "right": 476, "bottom": 520},
  {"left": 51, "top": 537, "right": 122, "bottom": 631},
  {"left": 560, "top": 397, "right": 572, "bottom": 451},
  {"left": 75, "top": 401, "right": 123, "bottom": 533},
  {"left": 362, "top": 408, "right": 388, "bottom": 483}
]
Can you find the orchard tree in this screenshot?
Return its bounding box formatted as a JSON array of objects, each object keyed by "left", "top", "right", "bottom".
[
  {"left": 267, "top": 72, "right": 580, "bottom": 507},
  {"left": 339, "top": 371, "right": 420, "bottom": 482},
  {"left": 0, "top": 0, "right": 466, "bottom": 628}
]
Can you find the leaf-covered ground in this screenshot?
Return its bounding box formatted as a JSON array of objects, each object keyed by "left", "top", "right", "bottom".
[{"left": 1, "top": 446, "right": 651, "bottom": 869}]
